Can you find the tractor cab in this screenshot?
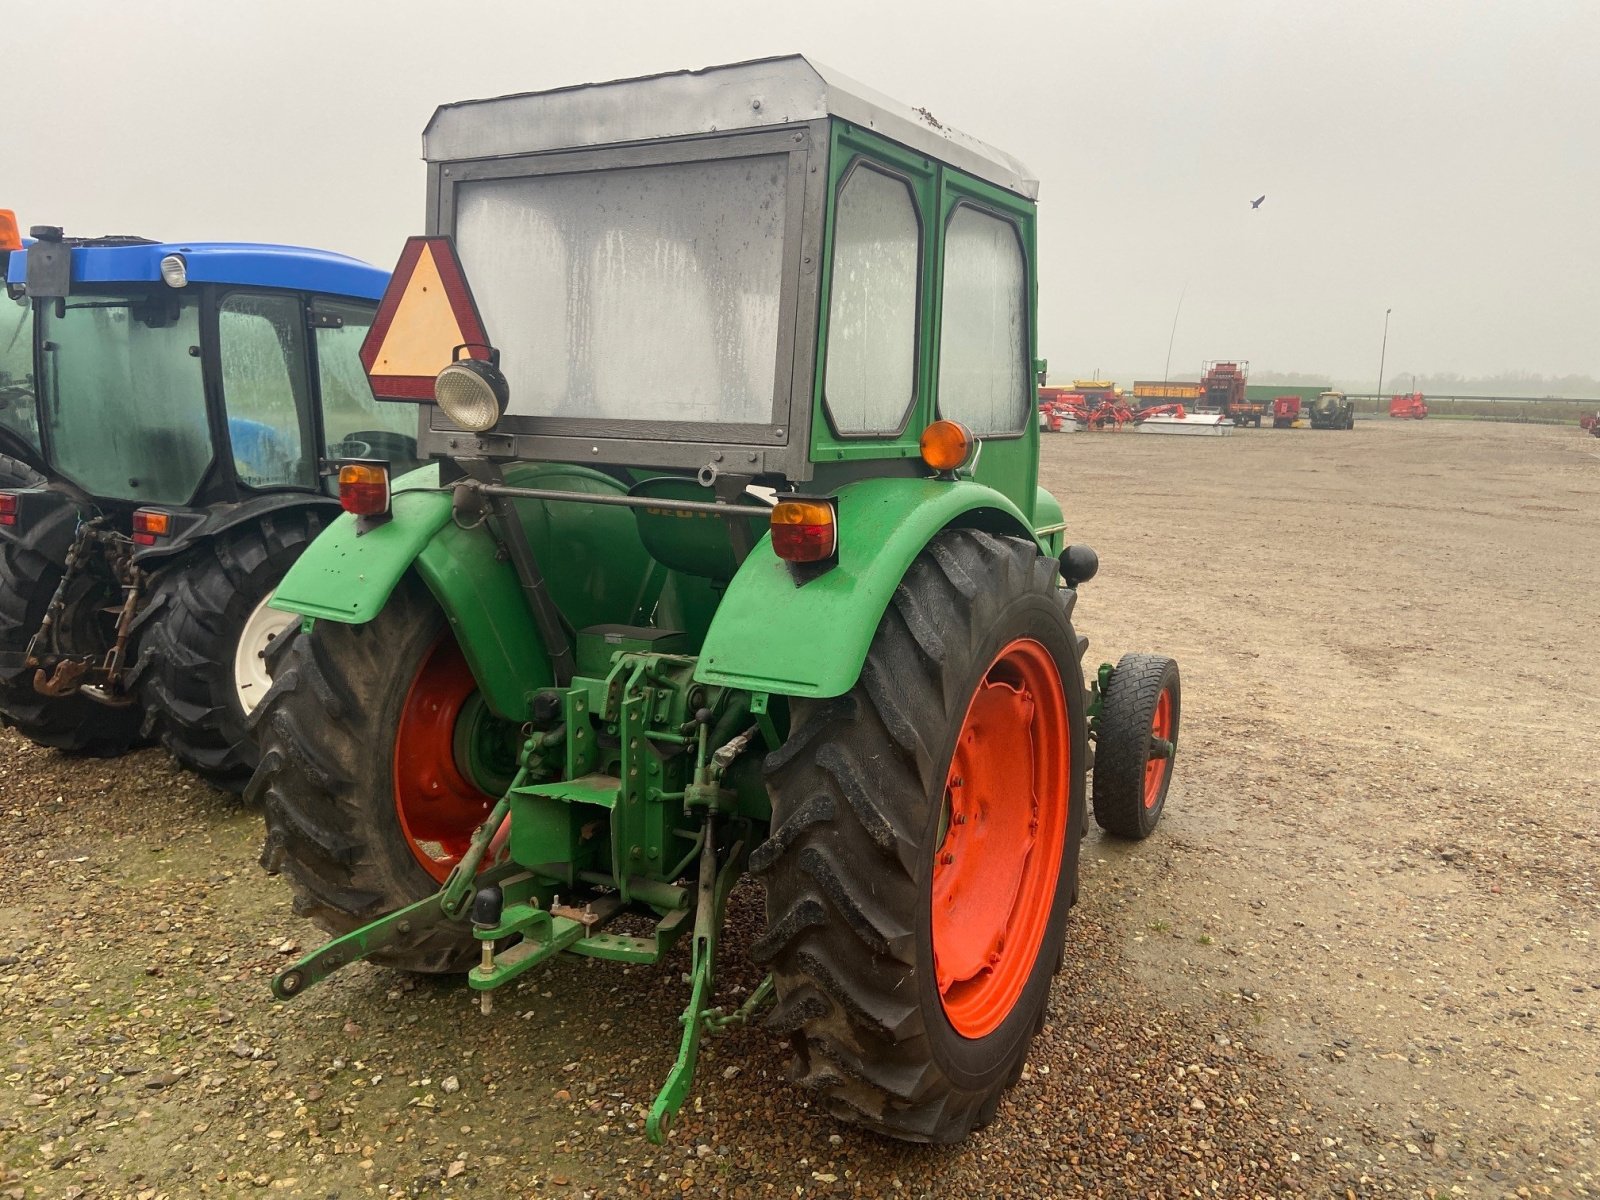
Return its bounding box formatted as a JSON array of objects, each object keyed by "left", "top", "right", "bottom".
[
  {"left": 258, "top": 56, "right": 1181, "bottom": 1145},
  {"left": 1, "top": 223, "right": 411, "bottom": 528}
]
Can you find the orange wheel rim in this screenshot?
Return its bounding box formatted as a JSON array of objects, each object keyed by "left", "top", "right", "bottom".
[
  {"left": 1143, "top": 688, "right": 1173, "bottom": 810},
  {"left": 393, "top": 634, "right": 495, "bottom": 883},
  {"left": 932, "top": 638, "right": 1070, "bottom": 1039}
]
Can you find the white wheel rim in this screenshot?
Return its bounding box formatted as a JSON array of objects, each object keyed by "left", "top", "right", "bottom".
[{"left": 233, "top": 590, "right": 297, "bottom": 714}]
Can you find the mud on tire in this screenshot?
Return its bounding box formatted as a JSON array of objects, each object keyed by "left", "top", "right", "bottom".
[
  {"left": 248, "top": 576, "right": 482, "bottom": 974},
  {"left": 130, "top": 507, "right": 326, "bottom": 791},
  {"left": 753, "top": 529, "right": 1087, "bottom": 1143}
]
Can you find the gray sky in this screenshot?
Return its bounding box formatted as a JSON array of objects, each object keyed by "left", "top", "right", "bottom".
[{"left": 9, "top": 0, "right": 1597, "bottom": 387}]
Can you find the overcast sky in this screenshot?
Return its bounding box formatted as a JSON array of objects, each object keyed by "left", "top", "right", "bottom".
[{"left": 9, "top": 0, "right": 1597, "bottom": 387}]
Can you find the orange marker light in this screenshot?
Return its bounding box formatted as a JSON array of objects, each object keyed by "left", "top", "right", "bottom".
[
  {"left": 131, "top": 509, "right": 171, "bottom": 545},
  {"left": 339, "top": 463, "right": 391, "bottom": 516},
  {"left": 0, "top": 210, "right": 20, "bottom": 253},
  {"left": 770, "top": 500, "right": 837, "bottom": 564},
  {"left": 920, "top": 420, "right": 975, "bottom": 472}
]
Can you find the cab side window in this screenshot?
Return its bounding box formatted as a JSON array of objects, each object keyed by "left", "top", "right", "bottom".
[
  {"left": 219, "top": 293, "right": 316, "bottom": 489},
  {"left": 823, "top": 162, "right": 921, "bottom": 436},
  {"left": 936, "top": 205, "right": 1029, "bottom": 436},
  {"left": 314, "top": 300, "right": 420, "bottom": 472}
]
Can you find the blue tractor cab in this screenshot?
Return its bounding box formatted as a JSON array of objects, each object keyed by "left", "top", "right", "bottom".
[{"left": 0, "top": 220, "right": 412, "bottom": 784}]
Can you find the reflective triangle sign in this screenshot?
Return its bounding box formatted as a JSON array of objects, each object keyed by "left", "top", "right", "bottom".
[{"left": 360, "top": 236, "right": 492, "bottom": 401}]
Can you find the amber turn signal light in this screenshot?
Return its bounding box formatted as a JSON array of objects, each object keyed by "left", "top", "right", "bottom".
[
  {"left": 339, "top": 463, "right": 391, "bottom": 516},
  {"left": 0, "top": 210, "right": 20, "bottom": 253},
  {"left": 131, "top": 508, "right": 171, "bottom": 546},
  {"left": 770, "top": 499, "right": 837, "bottom": 564},
  {"left": 920, "top": 420, "right": 975, "bottom": 472}
]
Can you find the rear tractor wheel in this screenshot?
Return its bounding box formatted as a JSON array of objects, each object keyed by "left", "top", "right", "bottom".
[
  {"left": 1091, "top": 653, "right": 1180, "bottom": 840},
  {"left": 0, "top": 455, "right": 143, "bottom": 755},
  {"left": 250, "top": 576, "right": 519, "bottom": 972},
  {"left": 131, "top": 509, "right": 326, "bottom": 791},
  {"left": 755, "top": 530, "right": 1087, "bottom": 1142}
]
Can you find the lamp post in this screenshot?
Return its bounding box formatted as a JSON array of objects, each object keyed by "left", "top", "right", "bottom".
[{"left": 1375, "top": 307, "right": 1392, "bottom": 411}]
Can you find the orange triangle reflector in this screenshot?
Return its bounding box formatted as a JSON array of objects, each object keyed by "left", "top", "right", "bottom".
[{"left": 360, "top": 236, "right": 492, "bottom": 401}]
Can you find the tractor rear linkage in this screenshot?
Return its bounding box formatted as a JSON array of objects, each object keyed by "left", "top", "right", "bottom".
[
  {"left": 272, "top": 676, "right": 776, "bottom": 1143},
  {"left": 24, "top": 516, "right": 143, "bottom": 706}
]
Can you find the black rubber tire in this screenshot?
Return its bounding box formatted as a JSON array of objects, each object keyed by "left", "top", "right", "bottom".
[
  {"left": 249, "top": 575, "right": 480, "bottom": 973},
  {"left": 0, "top": 457, "right": 144, "bottom": 755},
  {"left": 129, "top": 508, "right": 325, "bottom": 792},
  {"left": 1091, "top": 653, "right": 1180, "bottom": 840},
  {"left": 753, "top": 529, "right": 1087, "bottom": 1143}
]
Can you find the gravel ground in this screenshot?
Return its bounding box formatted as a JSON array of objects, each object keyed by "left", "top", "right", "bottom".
[{"left": 1, "top": 419, "right": 1596, "bottom": 1199}]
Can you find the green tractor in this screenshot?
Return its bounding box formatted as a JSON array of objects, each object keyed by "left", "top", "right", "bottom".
[
  {"left": 1309, "top": 389, "right": 1355, "bottom": 430},
  {"left": 255, "top": 56, "right": 1183, "bottom": 1143}
]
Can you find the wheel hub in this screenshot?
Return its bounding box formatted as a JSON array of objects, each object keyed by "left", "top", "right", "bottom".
[
  {"left": 931, "top": 638, "right": 1069, "bottom": 1039},
  {"left": 232, "top": 590, "right": 298, "bottom": 715},
  {"left": 393, "top": 634, "right": 513, "bottom": 882}
]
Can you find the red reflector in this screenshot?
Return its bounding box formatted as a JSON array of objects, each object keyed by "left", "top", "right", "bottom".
[
  {"left": 132, "top": 509, "right": 170, "bottom": 546},
  {"left": 0, "top": 493, "right": 16, "bottom": 528},
  {"left": 339, "top": 463, "right": 391, "bottom": 516},
  {"left": 770, "top": 500, "right": 837, "bottom": 564}
]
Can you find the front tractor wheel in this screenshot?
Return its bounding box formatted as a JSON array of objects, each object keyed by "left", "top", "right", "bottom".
[
  {"left": 1091, "top": 653, "right": 1181, "bottom": 840},
  {"left": 250, "top": 577, "right": 516, "bottom": 972},
  {"left": 754, "top": 530, "right": 1086, "bottom": 1143}
]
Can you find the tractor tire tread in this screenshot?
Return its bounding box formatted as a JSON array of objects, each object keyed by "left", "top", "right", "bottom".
[
  {"left": 1091, "top": 653, "right": 1180, "bottom": 839},
  {"left": 130, "top": 509, "right": 323, "bottom": 791},
  {"left": 756, "top": 529, "right": 1073, "bottom": 1142},
  {"left": 247, "top": 577, "right": 478, "bottom": 974}
]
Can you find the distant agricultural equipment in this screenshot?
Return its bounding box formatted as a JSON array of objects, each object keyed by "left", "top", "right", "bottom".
[
  {"left": 1309, "top": 390, "right": 1356, "bottom": 430},
  {"left": 1388, "top": 393, "right": 1428, "bottom": 419},
  {"left": 1271, "top": 396, "right": 1301, "bottom": 428},
  {"left": 1200, "top": 360, "right": 1262, "bottom": 427},
  {"left": 1581, "top": 412, "right": 1600, "bottom": 437},
  {"left": 1131, "top": 380, "right": 1202, "bottom": 408}
]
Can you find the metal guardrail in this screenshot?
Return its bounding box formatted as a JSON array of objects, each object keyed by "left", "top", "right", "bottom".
[{"left": 1342, "top": 393, "right": 1598, "bottom": 424}]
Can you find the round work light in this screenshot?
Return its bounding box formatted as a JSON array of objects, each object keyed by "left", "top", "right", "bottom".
[{"left": 434, "top": 358, "right": 509, "bottom": 433}]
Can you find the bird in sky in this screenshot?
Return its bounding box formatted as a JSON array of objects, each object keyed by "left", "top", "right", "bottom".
[{"left": 1250, "top": 195, "right": 1267, "bottom": 209}]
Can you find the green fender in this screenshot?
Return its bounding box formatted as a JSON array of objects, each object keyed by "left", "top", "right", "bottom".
[
  {"left": 694, "top": 477, "right": 1050, "bottom": 699},
  {"left": 270, "top": 463, "right": 655, "bottom": 721}
]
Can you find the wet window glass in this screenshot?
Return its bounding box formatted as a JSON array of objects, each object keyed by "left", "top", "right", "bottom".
[
  {"left": 455, "top": 154, "right": 789, "bottom": 428},
  {"left": 937, "top": 206, "right": 1029, "bottom": 436},
  {"left": 823, "top": 163, "right": 920, "bottom": 435},
  {"left": 219, "top": 293, "right": 316, "bottom": 489},
  {"left": 39, "top": 293, "right": 212, "bottom": 504},
  {"left": 314, "top": 300, "right": 420, "bottom": 475},
  {"left": 0, "top": 294, "right": 39, "bottom": 455}
]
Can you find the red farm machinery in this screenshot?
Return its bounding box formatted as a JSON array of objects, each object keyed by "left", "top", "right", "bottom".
[
  {"left": 1272, "top": 396, "right": 1301, "bottom": 428},
  {"left": 1388, "top": 393, "right": 1428, "bottom": 419}
]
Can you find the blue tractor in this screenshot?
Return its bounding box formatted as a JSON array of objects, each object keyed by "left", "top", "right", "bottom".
[{"left": 0, "top": 217, "right": 415, "bottom": 787}]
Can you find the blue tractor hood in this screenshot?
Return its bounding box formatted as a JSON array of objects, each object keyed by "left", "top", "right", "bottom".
[{"left": 6, "top": 237, "right": 386, "bottom": 300}]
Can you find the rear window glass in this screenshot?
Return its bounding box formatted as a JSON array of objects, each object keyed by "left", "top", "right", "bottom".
[{"left": 454, "top": 154, "right": 789, "bottom": 429}]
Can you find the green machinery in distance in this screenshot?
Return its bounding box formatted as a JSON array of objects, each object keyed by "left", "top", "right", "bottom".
[
  {"left": 253, "top": 55, "right": 1183, "bottom": 1144},
  {"left": 1310, "top": 389, "right": 1356, "bottom": 430}
]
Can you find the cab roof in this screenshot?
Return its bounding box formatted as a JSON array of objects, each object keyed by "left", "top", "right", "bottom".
[
  {"left": 5, "top": 240, "right": 387, "bottom": 300},
  {"left": 423, "top": 53, "right": 1039, "bottom": 200}
]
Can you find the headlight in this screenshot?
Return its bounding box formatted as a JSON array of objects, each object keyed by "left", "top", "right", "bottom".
[
  {"left": 434, "top": 358, "right": 509, "bottom": 433},
  {"left": 159, "top": 253, "right": 187, "bottom": 288}
]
